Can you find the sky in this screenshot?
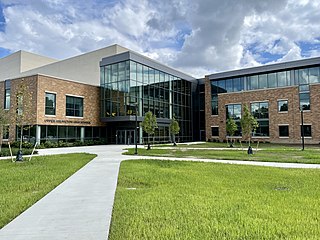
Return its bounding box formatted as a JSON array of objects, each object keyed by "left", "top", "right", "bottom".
[{"left": 0, "top": 0, "right": 319, "bottom": 77}]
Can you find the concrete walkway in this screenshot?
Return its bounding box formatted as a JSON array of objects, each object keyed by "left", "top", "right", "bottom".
[
  {"left": 0, "top": 145, "right": 320, "bottom": 240},
  {"left": 0, "top": 145, "right": 130, "bottom": 240}
]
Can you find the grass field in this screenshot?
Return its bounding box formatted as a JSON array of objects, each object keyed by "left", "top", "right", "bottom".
[
  {"left": 0, "top": 153, "right": 96, "bottom": 229},
  {"left": 125, "top": 146, "right": 320, "bottom": 164},
  {"left": 109, "top": 160, "right": 320, "bottom": 239}
]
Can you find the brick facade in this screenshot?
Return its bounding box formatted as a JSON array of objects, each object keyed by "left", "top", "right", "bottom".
[
  {"left": 205, "top": 77, "right": 320, "bottom": 144},
  {"left": 0, "top": 75, "right": 104, "bottom": 141},
  {"left": 36, "top": 75, "right": 104, "bottom": 127}
]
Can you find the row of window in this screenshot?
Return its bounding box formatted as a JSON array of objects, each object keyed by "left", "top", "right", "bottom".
[
  {"left": 213, "top": 100, "right": 289, "bottom": 116},
  {"left": 101, "top": 60, "right": 183, "bottom": 86},
  {"left": 212, "top": 125, "right": 312, "bottom": 138},
  {"left": 45, "top": 93, "right": 83, "bottom": 117},
  {"left": 210, "top": 66, "right": 320, "bottom": 93}
]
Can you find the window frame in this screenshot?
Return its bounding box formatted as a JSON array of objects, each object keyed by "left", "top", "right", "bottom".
[
  {"left": 211, "top": 126, "right": 219, "bottom": 137},
  {"left": 65, "top": 95, "right": 84, "bottom": 118},
  {"left": 278, "top": 125, "right": 289, "bottom": 138},
  {"left": 278, "top": 99, "right": 288, "bottom": 112},
  {"left": 300, "top": 124, "right": 312, "bottom": 138},
  {"left": 45, "top": 92, "right": 56, "bottom": 116}
]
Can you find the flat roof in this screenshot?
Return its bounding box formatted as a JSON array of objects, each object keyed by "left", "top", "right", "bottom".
[{"left": 207, "top": 56, "right": 320, "bottom": 80}]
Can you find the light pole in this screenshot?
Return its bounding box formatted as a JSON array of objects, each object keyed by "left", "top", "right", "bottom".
[
  {"left": 300, "top": 108, "right": 305, "bottom": 151},
  {"left": 134, "top": 103, "right": 138, "bottom": 155}
]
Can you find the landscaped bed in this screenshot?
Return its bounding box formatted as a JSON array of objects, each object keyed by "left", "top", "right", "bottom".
[
  {"left": 109, "top": 160, "right": 320, "bottom": 239},
  {"left": 0, "top": 153, "right": 96, "bottom": 229}
]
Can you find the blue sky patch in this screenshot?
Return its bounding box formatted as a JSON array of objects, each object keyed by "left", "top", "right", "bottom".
[
  {"left": 0, "top": 47, "right": 12, "bottom": 58},
  {"left": 0, "top": 2, "right": 5, "bottom": 32}
]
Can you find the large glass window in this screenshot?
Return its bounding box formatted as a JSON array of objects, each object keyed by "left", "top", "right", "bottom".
[
  {"left": 278, "top": 100, "right": 288, "bottom": 112},
  {"left": 226, "top": 104, "right": 241, "bottom": 120},
  {"left": 251, "top": 102, "right": 269, "bottom": 136},
  {"left": 226, "top": 104, "right": 241, "bottom": 136},
  {"left": 45, "top": 92, "right": 56, "bottom": 115},
  {"left": 66, "top": 96, "right": 83, "bottom": 117}
]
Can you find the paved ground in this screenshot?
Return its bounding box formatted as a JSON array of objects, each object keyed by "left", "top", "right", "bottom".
[{"left": 1, "top": 145, "right": 320, "bottom": 240}]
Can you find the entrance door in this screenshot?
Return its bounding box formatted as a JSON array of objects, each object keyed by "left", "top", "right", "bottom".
[{"left": 116, "top": 130, "right": 135, "bottom": 145}]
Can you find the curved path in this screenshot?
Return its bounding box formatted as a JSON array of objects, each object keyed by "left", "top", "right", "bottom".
[{"left": 0, "top": 145, "right": 320, "bottom": 240}]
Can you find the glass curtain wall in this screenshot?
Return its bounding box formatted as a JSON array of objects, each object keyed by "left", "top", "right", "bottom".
[
  {"left": 100, "top": 60, "right": 192, "bottom": 142},
  {"left": 210, "top": 66, "right": 320, "bottom": 94}
]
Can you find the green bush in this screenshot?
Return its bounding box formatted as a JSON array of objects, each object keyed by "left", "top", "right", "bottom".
[{"left": 10, "top": 141, "right": 34, "bottom": 149}]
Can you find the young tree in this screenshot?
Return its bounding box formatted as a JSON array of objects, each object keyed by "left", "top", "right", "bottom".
[
  {"left": 240, "top": 104, "right": 259, "bottom": 151},
  {"left": 140, "top": 111, "right": 158, "bottom": 150},
  {"left": 13, "top": 80, "right": 34, "bottom": 154},
  {"left": 169, "top": 117, "right": 180, "bottom": 146},
  {"left": 0, "top": 106, "right": 9, "bottom": 153},
  {"left": 226, "top": 117, "right": 237, "bottom": 147}
]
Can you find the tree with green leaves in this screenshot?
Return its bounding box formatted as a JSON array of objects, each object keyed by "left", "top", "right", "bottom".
[
  {"left": 0, "top": 106, "right": 9, "bottom": 153},
  {"left": 140, "top": 111, "right": 158, "bottom": 150},
  {"left": 169, "top": 117, "right": 180, "bottom": 146},
  {"left": 240, "top": 104, "right": 259, "bottom": 149},
  {"left": 13, "top": 80, "right": 34, "bottom": 153},
  {"left": 226, "top": 117, "right": 237, "bottom": 147}
]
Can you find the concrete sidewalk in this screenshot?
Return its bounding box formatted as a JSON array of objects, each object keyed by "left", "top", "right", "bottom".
[
  {"left": 1, "top": 145, "right": 320, "bottom": 240},
  {"left": 0, "top": 145, "right": 129, "bottom": 240}
]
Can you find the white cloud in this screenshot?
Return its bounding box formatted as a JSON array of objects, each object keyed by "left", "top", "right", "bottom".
[{"left": 0, "top": 0, "right": 319, "bottom": 77}]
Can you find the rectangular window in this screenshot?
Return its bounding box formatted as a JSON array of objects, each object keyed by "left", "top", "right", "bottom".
[
  {"left": 309, "top": 67, "right": 319, "bottom": 84},
  {"left": 278, "top": 100, "right": 288, "bottom": 112},
  {"left": 301, "top": 125, "right": 312, "bottom": 137},
  {"left": 249, "top": 75, "right": 258, "bottom": 90},
  {"left": 299, "top": 93, "right": 310, "bottom": 110},
  {"left": 226, "top": 104, "right": 241, "bottom": 136},
  {"left": 226, "top": 104, "right": 241, "bottom": 120},
  {"left": 268, "top": 73, "right": 277, "bottom": 88},
  {"left": 279, "top": 125, "right": 289, "bottom": 137},
  {"left": 211, "top": 95, "right": 218, "bottom": 115},
  {"left": 66, "top": 96, "right": 83, "bottom": 117},
  {"left": 45, "top": 92, "right": 56, "bottom": 115},
  {"left": 211, "top": 127, "right": 219, "bottom": 137},
  {"left": 277, "top": 71, "right": 288, "bottom": 87},
  {"left": 4, "top": 80, "right": 10, "bottom": 109},
  {"left": 258, "top": 74, "right": 267, "bottom": 89},
  {"left": 251, "top": 101, "right": 269, "bottom": 137}
]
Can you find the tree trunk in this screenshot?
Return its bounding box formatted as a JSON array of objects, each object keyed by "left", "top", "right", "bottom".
[
  {"left": 173, "top": 134, "right": 176, "bottom": 146},
  {"left": 20, "top": 125, "right": 23, "bottom": 151},
  {"left": 147, "top": 133, "right": 150, "bottom": 150},
  {"left": 0, "top": 126, "right": 3, "bottom": 153}
]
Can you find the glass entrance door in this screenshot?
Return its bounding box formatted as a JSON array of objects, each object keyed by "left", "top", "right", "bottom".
[{"left": 116, "top": 130, "right": 135, "bottom": 145}]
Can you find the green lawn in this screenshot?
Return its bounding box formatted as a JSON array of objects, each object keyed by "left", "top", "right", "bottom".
[
  {"left": 0, "top": 153, "right": 96, "bottom": 229},
  {"left": 109, "top": 160, "right": 320, "bottom": 239},
  {"left": 125, "top": 147, "right": 320, "bottom": 164}
]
